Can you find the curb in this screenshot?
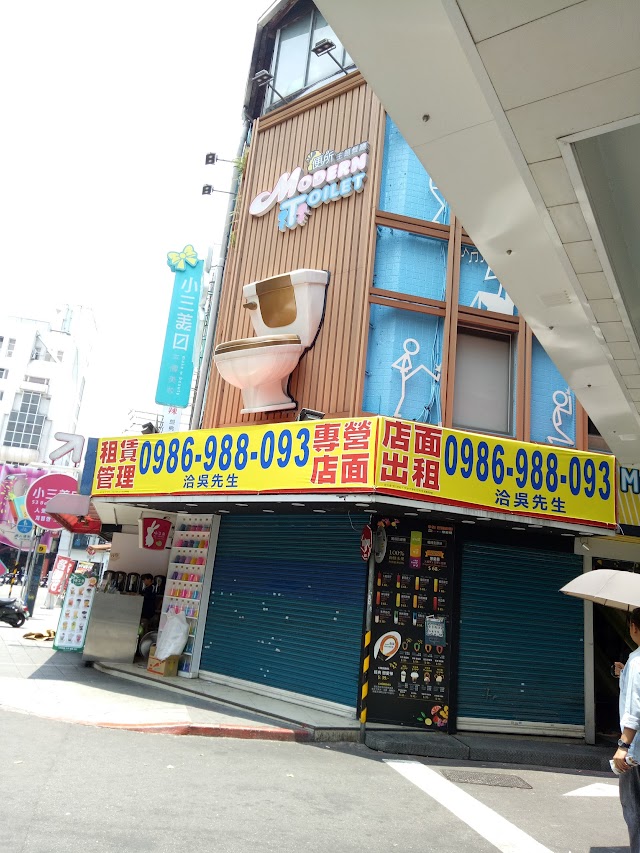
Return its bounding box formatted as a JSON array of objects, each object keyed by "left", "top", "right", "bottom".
[
  {"left": 2, "top": 706, "right": 312, "bottom": 741},
  {"left": 89, "top": 721, "right": 312, "bottom": 740},
  {"left": 364, "top": 730, "right": 613, "bottom": 772}
]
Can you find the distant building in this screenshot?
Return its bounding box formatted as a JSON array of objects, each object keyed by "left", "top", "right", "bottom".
[{"left": 0, "top": 305, "right": 95, "bottom": 466}]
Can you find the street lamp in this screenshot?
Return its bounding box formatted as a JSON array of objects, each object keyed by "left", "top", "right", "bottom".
[
  {"left": 202, "top": 185, "right": 235, "bottom": 196},
  {"left": 205, "top": 153, "right": 235, "bottom": 166},
  {"left": 252, "top": 69, "right": 285, "bottom": 103},
  {"left": 296, "top": 408, "right": 325, "bottom": 421},
  {"left": 311, "top": 38, "right": 349, "bottom": 75}
]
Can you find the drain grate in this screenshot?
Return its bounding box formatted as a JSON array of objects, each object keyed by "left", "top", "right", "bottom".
[{"left": 442, "top": 770, "right": 532, "bottom": 789}]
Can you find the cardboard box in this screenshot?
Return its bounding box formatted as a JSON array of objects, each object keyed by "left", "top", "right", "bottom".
[{"left": 147, "top": 645, "right": 179, "bottom": 677}]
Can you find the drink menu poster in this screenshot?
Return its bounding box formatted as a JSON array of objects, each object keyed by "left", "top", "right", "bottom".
[
  {"left": 367, "top": 520, "right": 455, "bottom": 729},
  {"left": 53, "top": 572, "right": 98, "bottom": 652}
]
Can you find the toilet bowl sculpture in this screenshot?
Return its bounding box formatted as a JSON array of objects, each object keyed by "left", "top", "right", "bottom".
[{"left": 214, "top": 269, "right": 329, "bottom": 414}]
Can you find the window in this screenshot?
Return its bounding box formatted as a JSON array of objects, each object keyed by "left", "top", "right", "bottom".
[
  {"left": 57, "top": 351, "right": 64, "bottom": 362},
  {"left": 0, "top": 391, "right": 3, "bottom": 401},
  {"left": 24, "top": 375, "right": 49, "bottom": 386},
  {"left": 0, "top": 336, "right": 3, "bottom": 350},
  {"left": 3, "top": 392, "right": 46, "bottom": 450},
  {"left": 267, "top": 2, "right": 354, "bottom": 108},
  {"left": 453, "top": 331, "right": 514, "bottom": 435},
  {"left": 31, "top": 340, "right": 53, "bottom": 362},
  {"left": 0, "top": 369, "right": 7, "bottom": 379},
  {"left": 6, "top": 339, "right": 16, "bottom": 358}
]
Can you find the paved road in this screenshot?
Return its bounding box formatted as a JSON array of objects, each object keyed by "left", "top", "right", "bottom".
[{"left": 1, "top": 709, "right": 630, "bottom": 853}]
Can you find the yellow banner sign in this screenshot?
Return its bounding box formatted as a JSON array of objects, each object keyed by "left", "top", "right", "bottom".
[
  {"left": 92, "top": 419, "right": 377, "bottom": 497},
  {"left": 375, "top": 419, "right": 615, "bottom": 528},
  {"left": 618, "top": 467, "right": 640, "bottom": 527},
  {"left": 91, "top": 418, "right": 616, "bottom": 528}
]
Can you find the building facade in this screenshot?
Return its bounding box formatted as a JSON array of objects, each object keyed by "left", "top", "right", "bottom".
[
  {"left": 196, "top": 1, "right": 605, "bottom": 736},
  {"left": 88, "top": 1, "right": 620, "bottom": 743},
  {"left": 0, "top": 305, "right": 95, "bottom": 466}
]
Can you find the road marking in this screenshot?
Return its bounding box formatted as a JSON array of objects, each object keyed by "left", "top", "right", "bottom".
[
  {"left": 564, "top": 782, "right": 618, "bottom": 797},
  {"left": 385, "top": 760, "right": 552, "bottom": 853}
]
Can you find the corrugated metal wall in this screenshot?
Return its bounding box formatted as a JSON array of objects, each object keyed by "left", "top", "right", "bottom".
[
  {"left": 458, "top": 542, "right": 585, "bottom": 727},
  {"left": 200, "top": 513, "right": 368, "bottom": 707},
  {"left": 202, "top": 73, "right": 386, "bottom": 428}
]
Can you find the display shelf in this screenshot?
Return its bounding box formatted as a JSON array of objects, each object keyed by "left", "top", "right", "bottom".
[
  {"left": 158, "top": 512, "right": 215, "bottom": 680},
  {"left": 170, "top": 547, "right": 207, "bottom": 554}
]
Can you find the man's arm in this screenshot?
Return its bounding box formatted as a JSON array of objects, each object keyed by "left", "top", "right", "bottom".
[{"left": 615, "top": 662, "right": 640, "bottom": 772}]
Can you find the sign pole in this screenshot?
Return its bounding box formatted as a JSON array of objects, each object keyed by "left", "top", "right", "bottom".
[
  {"left": 359, "top": 548, "right": 376, "bottom": 744},
  {"left": 22, "top": 530, "right": 44, "bottom": 617},
  {"left": 14, "top": 532, "right": 36, "bottom": 596}
]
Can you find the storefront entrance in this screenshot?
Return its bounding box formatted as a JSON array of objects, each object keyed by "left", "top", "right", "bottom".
[
  {"left": 458, "top": 541, "right": 585, "bottom": 736},
  {"left": 200, "top": 513, "right": 368, "bottom": 712}
]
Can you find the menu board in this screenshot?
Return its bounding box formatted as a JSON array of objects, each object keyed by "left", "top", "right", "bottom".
[
  {"left": 53, "top": 572, "right": 98, "bottom": 652},
  {"left": 367, "top": 521, "right": 455, "bottom": 729}
]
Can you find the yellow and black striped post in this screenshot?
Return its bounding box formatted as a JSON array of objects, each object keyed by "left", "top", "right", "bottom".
[
  {"left": 360, "top": 629, "right": 371, "bottom": 724},
  {"left": 359, "top": 548, "right": 376, "bottom": 742}
]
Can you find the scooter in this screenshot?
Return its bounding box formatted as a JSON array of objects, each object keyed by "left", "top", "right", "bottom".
[{"left": 0, "top": 597, "right": 28, "bottom": 627}]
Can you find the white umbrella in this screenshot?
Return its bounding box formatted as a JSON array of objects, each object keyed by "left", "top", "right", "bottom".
[{"left": 560, "top": 569, "right": 640, "bottom": 611}]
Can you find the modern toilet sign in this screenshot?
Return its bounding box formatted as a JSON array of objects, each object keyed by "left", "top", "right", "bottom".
[{"left": 249, "top": 141, "right": 370, "bottom": 232}]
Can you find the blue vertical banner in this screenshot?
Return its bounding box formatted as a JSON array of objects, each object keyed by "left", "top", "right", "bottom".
[{"left": 156, "top": 246, "right": 204, "bottom": 408}]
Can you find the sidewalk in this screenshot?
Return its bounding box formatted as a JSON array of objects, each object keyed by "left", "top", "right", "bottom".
[{"left": 0, "top": 589, "right": 617, "bottom": 770}]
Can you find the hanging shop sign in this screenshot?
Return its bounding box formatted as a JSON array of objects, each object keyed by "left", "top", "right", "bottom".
[
  {"left": 360, "top": 525, "right": 373, "bottom": 561},
  {"left": 162, "top": 405, "right": 182, "bottom": 434},
  {"left": 48, "top": 555, "right": 77, "bottom": 596},
  {"left": 367, "top": 520, "right": 455, "bottom": 729},
  {"left": 139, "top": 516, "right": 172, "bottom": 551},
  {"left": 25, "top": 472, "right": 79, "bottom": 531},
  {"left": 156, "top": 245, "right": 204, "bottom": 409},
  {"left": 249, "top": 142, "right": 370, "bottom": 232},
  {"left": 90, "top": 418, "right": 615, "bottom": 528},
  {"left": 53, "top": 572, "right": 98, "bottom": 652}
]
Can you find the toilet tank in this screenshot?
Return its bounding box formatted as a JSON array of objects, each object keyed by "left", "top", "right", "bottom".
[{"left": 242, "top": 269, "right": 329, "bottom": 348}]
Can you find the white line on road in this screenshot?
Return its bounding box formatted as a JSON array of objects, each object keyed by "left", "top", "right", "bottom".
[
  {"left": 564, "top": 782, "right": 618, "bottom": 797},
  {"left": 385, "top": 760, "right": 552, "bottom": 853}
]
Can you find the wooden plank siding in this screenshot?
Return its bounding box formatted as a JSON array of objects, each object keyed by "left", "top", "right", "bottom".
[{"left": 202, "top": 76, "right": 385, "bottom": 428}]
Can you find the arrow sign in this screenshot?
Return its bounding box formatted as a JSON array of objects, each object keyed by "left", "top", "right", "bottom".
[{"left": 49, "top": 432, "right": 85, "bottom": 464}]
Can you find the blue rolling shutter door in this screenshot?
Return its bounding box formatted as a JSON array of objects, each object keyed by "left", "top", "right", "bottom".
[
  {"left": 201, "top": 514, "right": 368, "bottom": 708},
  {"left": 458, "top": 542, "right": 584, "bottom": 729}
]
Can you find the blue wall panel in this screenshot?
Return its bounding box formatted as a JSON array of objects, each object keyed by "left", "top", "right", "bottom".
[
  {"left": 363, "top": 303, "right": 443, "bottom": 423},
  {"left": 379, "top": 117, "right": 450, "bottom": 224},
  {"left": 530, "top": 337, "right": 576, "bottom": 447},
  {"left": 458, "top": 246, "right": 517, "bottom": 316},
  {"left": 373, "top": 227, "right": 447, "bottom": 301}
]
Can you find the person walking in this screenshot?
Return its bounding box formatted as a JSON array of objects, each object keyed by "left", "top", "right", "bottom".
[{"left": 613, "top": 607, "right": 640, "bottom": 852}]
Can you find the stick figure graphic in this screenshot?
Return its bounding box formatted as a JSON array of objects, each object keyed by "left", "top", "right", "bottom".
[
  {"left": 547, "top": 388, "right": 574, "bottom": 445},
  {"left": 392, "top": 338, "right": 441, "bottom": 418}
]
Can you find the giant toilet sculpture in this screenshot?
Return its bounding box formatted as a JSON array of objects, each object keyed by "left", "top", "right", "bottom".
[{"left": 214, "top": 269, "right": 329, "bottom": 414}]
